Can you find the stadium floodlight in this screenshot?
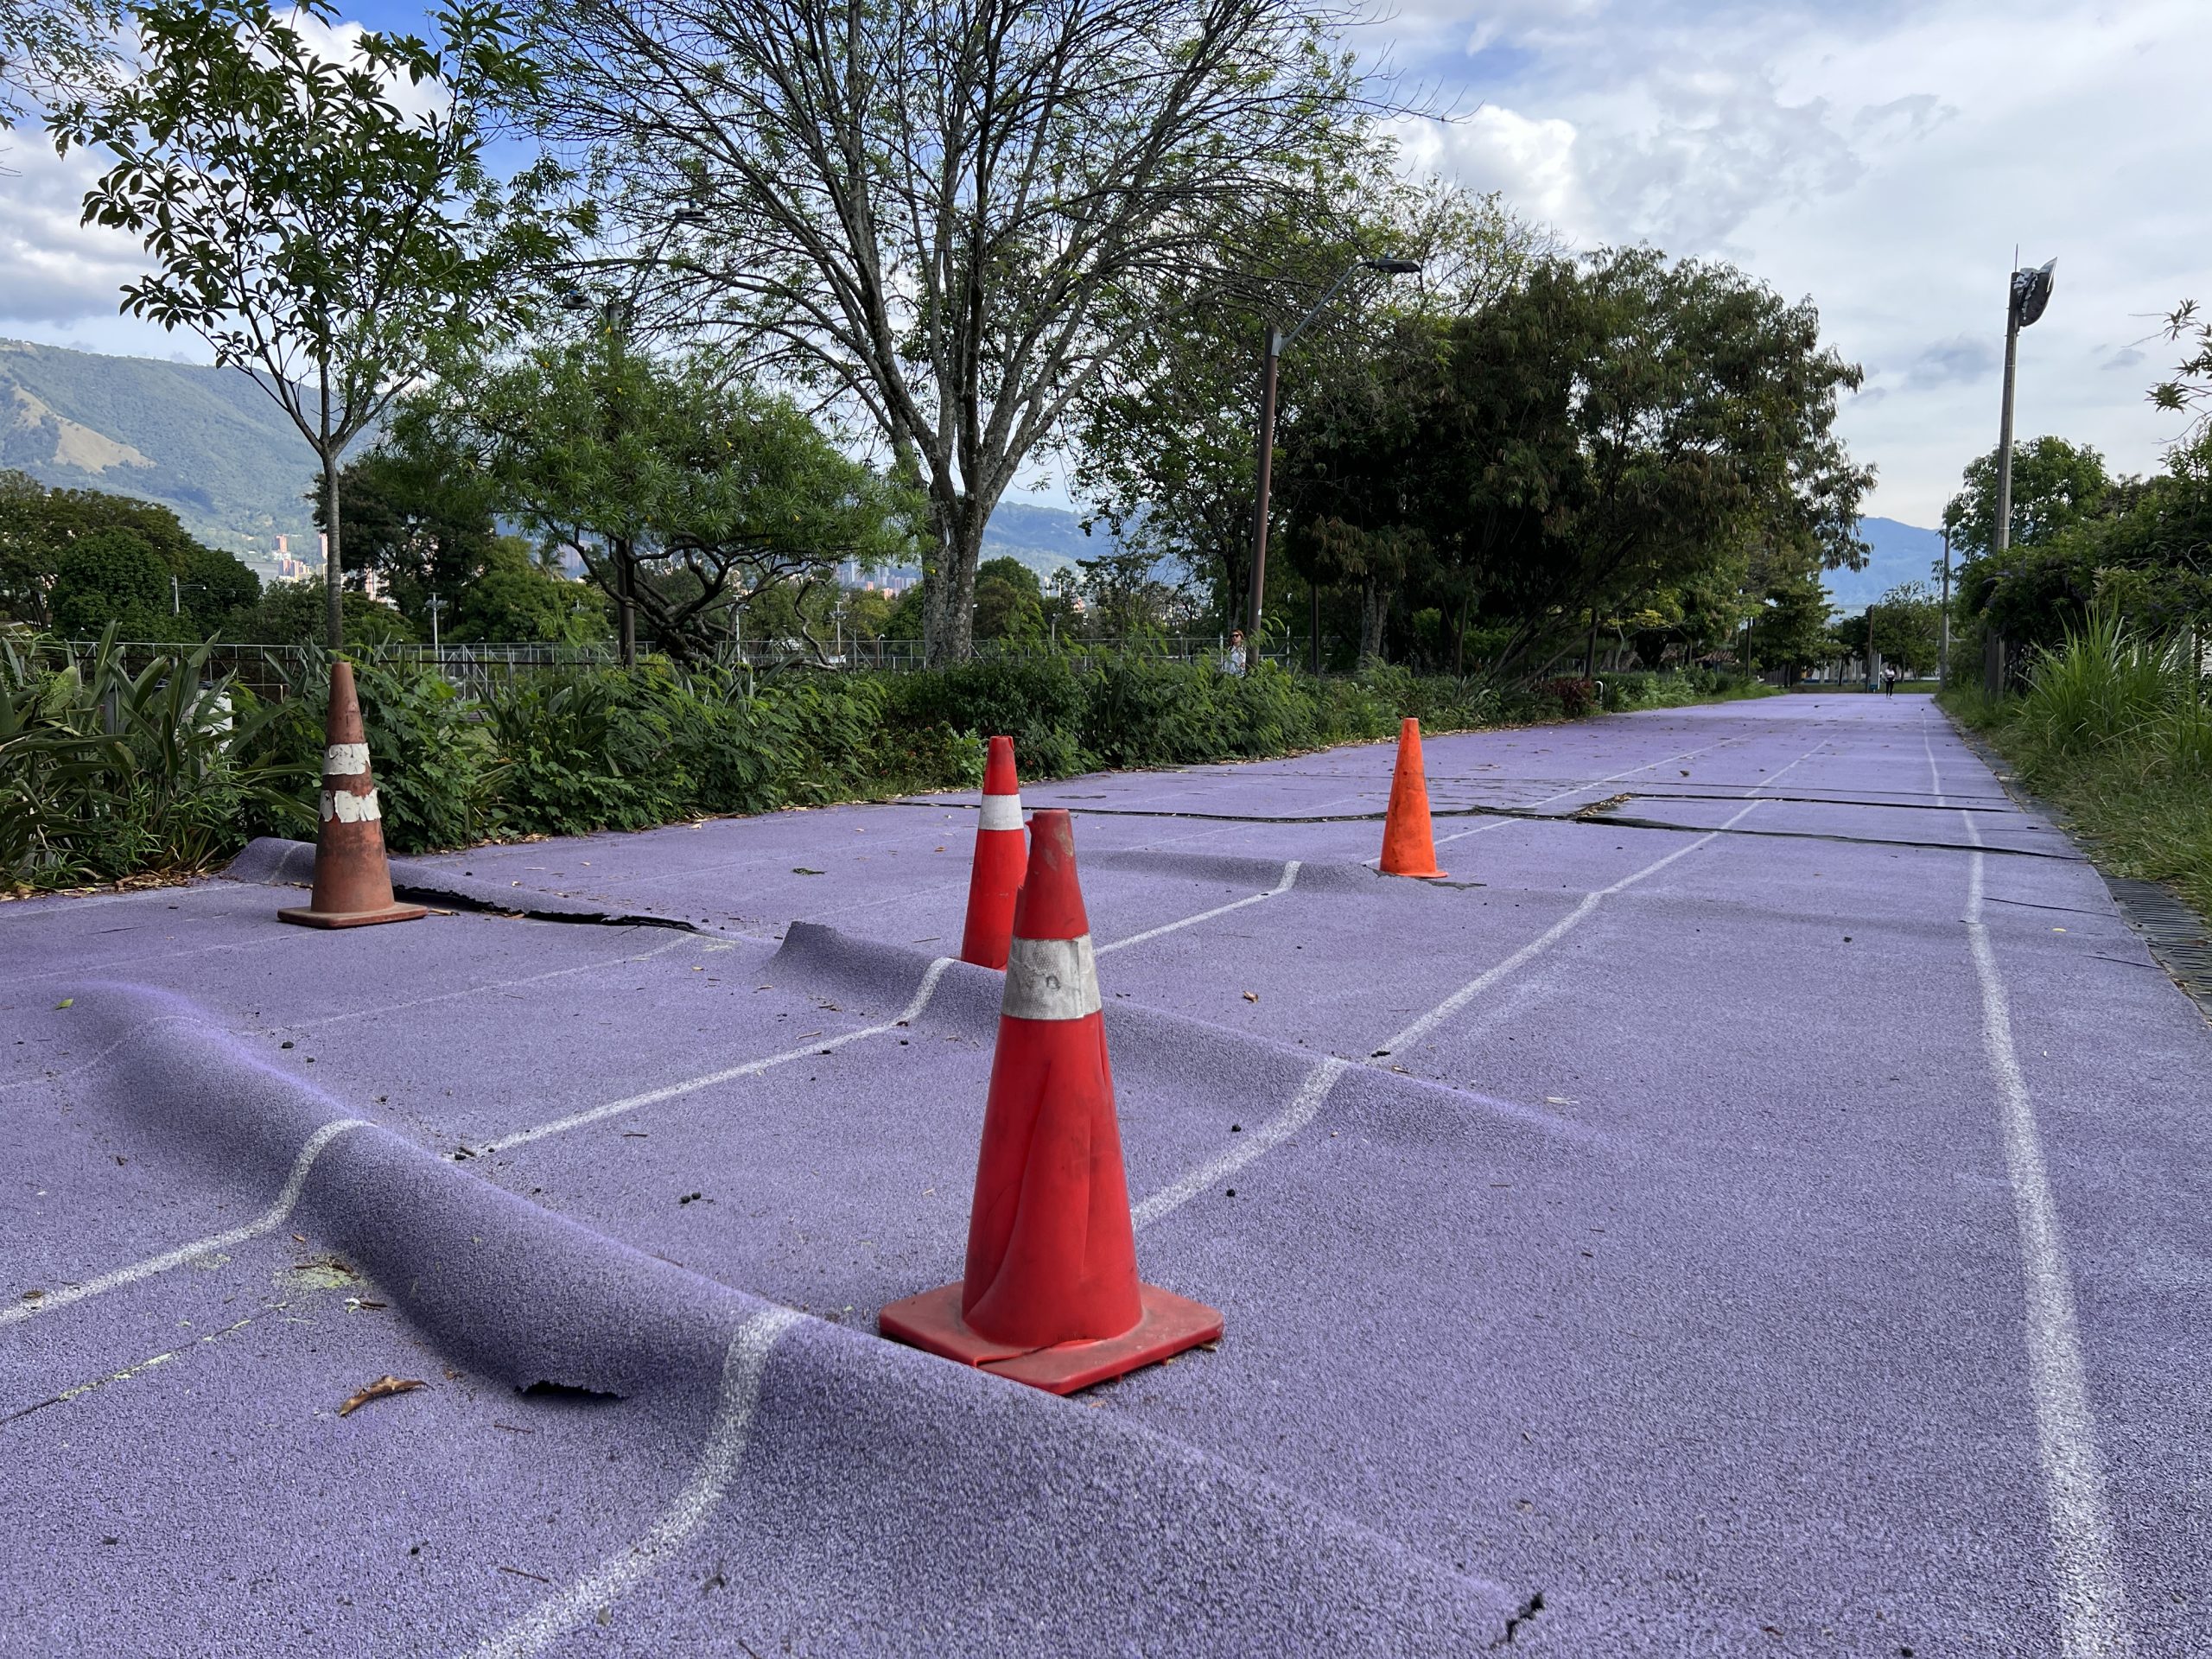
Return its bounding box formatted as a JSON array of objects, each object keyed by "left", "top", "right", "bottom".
[{"left": 1995, "top": 256, "right": 2056, "bottom": 554}]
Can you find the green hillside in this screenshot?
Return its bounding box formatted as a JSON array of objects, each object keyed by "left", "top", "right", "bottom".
[{"left": 0, "top": 337, "right": 321, "bottom": 569}]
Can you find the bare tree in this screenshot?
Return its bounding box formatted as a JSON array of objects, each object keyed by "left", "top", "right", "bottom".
[{"left": 532, "top": 0, "right": 1375, "bottom": 663}]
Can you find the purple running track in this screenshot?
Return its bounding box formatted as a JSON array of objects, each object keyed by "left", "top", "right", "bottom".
[{"left": 2, "top": 692, "right": 2205, "bottom": 1656}]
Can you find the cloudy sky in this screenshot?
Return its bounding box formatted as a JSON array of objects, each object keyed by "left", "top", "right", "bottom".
[{"left": 3, "top": 0, "right": 2206, "bottom": 527}]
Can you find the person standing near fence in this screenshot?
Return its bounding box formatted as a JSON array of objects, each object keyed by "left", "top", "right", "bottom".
[
  {"left": 1883, "top": 663, "right": 1899, "bottom": 697},
  {"left": 1220, "top": 629, "right": 1248, "bottom": 675}
]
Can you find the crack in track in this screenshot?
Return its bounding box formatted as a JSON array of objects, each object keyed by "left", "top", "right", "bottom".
[
  {"left": 890, "top": 796, "right": 2083, "bottom": 860},
  {"left": 1491, "top": 1589, "right": 1546, "bottom": 1647}
]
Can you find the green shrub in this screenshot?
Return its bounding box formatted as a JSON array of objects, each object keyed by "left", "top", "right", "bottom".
[
  {"left": 4, "top": 639, "right": 1759, "bottom": 891},
  {"left": 2, "top": 631, "right": 296, "bottom": 887},
  {"left": 887, "top": 656, "right": 1089, "bottom": 777}
]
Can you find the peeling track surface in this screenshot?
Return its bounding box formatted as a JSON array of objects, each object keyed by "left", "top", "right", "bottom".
[{"left": 3, "top": 692, "right": 2206, "bottom": 1657}]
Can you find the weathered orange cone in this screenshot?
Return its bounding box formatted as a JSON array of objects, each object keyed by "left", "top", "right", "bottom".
[
  {"left": 1379, "top": 716, "right": 1447, "bottom": 879},
  {"left": 277, "top": 661, "right": 428, "bottom": 930},
  {"left": 881, "top": 809, "right": 1223, "bottom": 1394},
  {"left": 958, "top": 735, "right": 1026, "bottom": 969}
]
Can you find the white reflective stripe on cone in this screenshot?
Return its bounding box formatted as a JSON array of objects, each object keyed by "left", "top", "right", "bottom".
[
  {"left": 320, "top": 787, "right": 382, "bottom": 824},
  {"left": 1001, "top": 934, "right": 1103, "bottom": 1021},
  {"left": 323, "top": 742, "right": 371, "bottom": 776},
  {"left": 978, "top": 793, "right": 1024, "bottom": 832}
]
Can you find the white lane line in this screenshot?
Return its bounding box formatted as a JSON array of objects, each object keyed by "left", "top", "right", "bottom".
[
  {"left": 1961, "top": 811, "right": 2137, "bottom": 1658},
  {"left": 4, "top": 1315, "right": 257, "bottom": 1424},
  {"left": 1133, "top": 1058, "right": 1349, "bottom": 1230},
  {"left": 10, "top": 930, "right": 302, "bottom": 989},
  {"left": 482, "top": 957, "right": 955, "bottom": 1153},
  {"left": 1135, "top": 735, "right": 1834, "bottom": 1224},
  {"left": 290, "top": 934, "right": 699, "bottom": 1031},
  {"left": 1423, "top": 731, "right": 1755, "bottom": 855},
  {"left": 0, "top": 1117, "right": 371, "bottom": 1330},
  {"left": 1, "top": 938, "right": 705, "bottom": 1096},
  {"left": 461, "top": 1305, "right": 804, "bottom": 1659},
  {"left": 1373, "top": 798, "right": 1770, "bottom": 1058},
  {"left": 0, "top": 1012, "right": 202, "bottom": 1096},
  {"left": 0, "top": 881, "right": 238, "bottom": 926},
  {"left": 1098, "top": 861, "right": 1300, "bottom": 957}
]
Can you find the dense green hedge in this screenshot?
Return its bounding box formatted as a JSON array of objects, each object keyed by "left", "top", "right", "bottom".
[{"left": 3, "top": 633, "right": 1752, "bottom": 890}]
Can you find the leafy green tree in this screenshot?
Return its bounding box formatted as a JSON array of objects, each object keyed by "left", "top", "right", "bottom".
[
  {"left": 326, "top": 447, "right": 499, "bottom": 626},
  {"left": 1463, "top": 250, "right": 1867, "bottom": 678},
  {"left": 235, "top": 577, "right": 417, "bottom": 646},
  {"left": 0, "top": 473, "right": 257, "bottom": 634},
  {"left": 1074, "top": 178, "right": 1549, "bottom": 627},
  {"left": 973, "top": 557, "right": 1046, "bottom": 645},
  {"left": 404, "top": 340, "right": 917, "bottom": 663},
  {"left": 1942, "top": 435, "right": 2111, "bottom": 559},
  {"left": 1077, "top": 550, "right": 1180, "bottom": 642},
  {"left": 0, "top": 468, "right": 63, "bottom": 627},
  {"left": 2152, "top": 299, "right": 2212, "bottom": 438},
  {"left": 0, "top": 0, "right": 118, "bottom": 127},
  {"left": 49, "top": 528, "right": 175, "bottom": 638},
  {"left": 447, "top": 539, "right": 606, "bottom": 644},
  {"left": 1277, "top": 249, "right": 1867, "bottom": 677},
  {"left": 882, "top": 583, "right": 927, "bottom": 644},
  {"left": 1749, "top": 561, "right": 1837, "bottom": 682},
  {"left": 1871, "top": 581, "right": 1942, "bottom": 676},
  {"left": 55, "top": 0, "right": 557, "bottom": 649}
]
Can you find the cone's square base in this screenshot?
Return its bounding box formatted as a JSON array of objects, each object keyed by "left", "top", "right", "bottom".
[
  {"left": 1381, "top": 867, "right": 1449, "bottom": 880},
  {"left": 879, "top": 1281, "right": 1224, "bottom": 1396},
  {"left": 277, "top": 901, "right": 429, "bottom": 930}
]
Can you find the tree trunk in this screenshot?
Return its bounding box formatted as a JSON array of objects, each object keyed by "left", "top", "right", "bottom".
[
  {"left": 1359, "top": 582, "right": 1388, "bottom": 666},
  {"left": 322, "top": 454, "right": 344, "bottom": 651},
  {"left": 925, "top": 498, "right": 987, "bottom": 667},
  {"left": 614, "top": 537, "right": 637, "bottom": 669}
]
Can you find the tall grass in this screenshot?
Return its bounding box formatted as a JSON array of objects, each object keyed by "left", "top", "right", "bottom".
[{"left": 1947, "top": 607, "right": 2212, "bottom": 917}]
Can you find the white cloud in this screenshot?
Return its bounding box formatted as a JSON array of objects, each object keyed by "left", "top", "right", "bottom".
[
  {"left": 0, "top": 6, "right": 452, "bottom": 361},
  {"left": 1374, "top": 0, "right": 2212, "bottom": 521}
]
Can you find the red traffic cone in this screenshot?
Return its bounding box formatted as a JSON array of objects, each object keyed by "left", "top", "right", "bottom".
[
  {"left": 881, "top": 809, "right": 1222, "bottom": 1394},
  {"left": 1378, "top": 716, "right": 1446, "bottom": 879},
  {"left": 959, "top": 734, "right": 1026, "bottom": 969},
  {"left": 277, "top": 661, "right": 428, "bottom": 930}
]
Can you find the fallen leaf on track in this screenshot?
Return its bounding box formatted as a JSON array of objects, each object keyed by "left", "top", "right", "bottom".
[
  {"left": 791, "top": 867, "right": 824, "bottom": 875},
  {"left": 1242, "top": 990, "right": 1259, "bottom": 1002},
  {"left": 338, "top": 1375, "right": 424, "bottom": 1417},
  {"left": 54, "top": 999, "right": 73, "bottom": 1010}
]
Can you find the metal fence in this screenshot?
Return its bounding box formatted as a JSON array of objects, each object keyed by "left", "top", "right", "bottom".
[{"left": 22, "top": 633, "right": 1293, "bottom": 700}]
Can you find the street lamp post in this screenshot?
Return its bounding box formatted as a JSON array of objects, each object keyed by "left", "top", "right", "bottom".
[
  {"left": 1245, "top": 254, "right": 1421, "bottom": 672},
  {"left": 1994, "top": 257, "right": 2056, "bottom": 555}
]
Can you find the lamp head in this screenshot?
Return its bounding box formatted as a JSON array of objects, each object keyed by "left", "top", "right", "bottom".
[
  {"left": 1364, "top": 256, "right": 1423, "bottom": 276},
  {"left": 2011, "top": 257, "right": 2056, "bottom": 328}
]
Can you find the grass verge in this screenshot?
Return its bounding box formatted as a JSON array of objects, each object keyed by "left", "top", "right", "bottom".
[{"left": 1939, "top": 613, "right": 2212, "bottom": 922}]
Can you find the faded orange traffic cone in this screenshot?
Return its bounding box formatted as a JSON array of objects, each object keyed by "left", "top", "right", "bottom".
[
  {"left": 959, "top": 735, "right": 1026, "bottom": 969},
  {"left": 881, "top": 809, "right": 1223, "bottom": 1394},
  {"left": 277, "top": 661, "right": 428, "bottom": 930},
  {"left": 1379, "top": 716, "right": 1446, "bottom": 879}
]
